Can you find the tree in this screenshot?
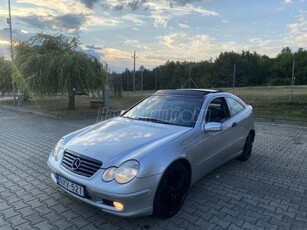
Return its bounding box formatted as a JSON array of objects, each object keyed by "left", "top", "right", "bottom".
[
  {"left": 116, "top": 47, "right": 307, "bottom": 89},
  {"left": 271, "top": 47, "right": 294, "bottom": 85},
  {"left": 294, "top": 48, "right": 307, "bottom": 85},
  {"left": 214, "top": 51, "right": 241, "bottom": 87},
  {"left": 13, "top": 33, "right": 108, "bottom": 109},
  {"left": 0, "top": 56, "right": 12, "bottom": 95}
]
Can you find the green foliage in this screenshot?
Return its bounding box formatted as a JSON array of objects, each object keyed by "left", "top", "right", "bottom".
[
  {"left": 13, "top": 33, "right": 107, "bottom": 109},
  {"left": 0, "top": 56, "right": 12, "bottom": 94},
  {"left": 119, "top": 47, "right": 306, "bottom": 90},
  {"left": 269, "top": 78, "right": 291, "bottom": 86}
]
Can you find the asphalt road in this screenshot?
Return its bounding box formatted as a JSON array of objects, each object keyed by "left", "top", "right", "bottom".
[{"left": 0, "top": 107, "right": 306, "bottom": 230}]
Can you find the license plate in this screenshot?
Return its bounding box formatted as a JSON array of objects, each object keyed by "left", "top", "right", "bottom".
[{"left": 57, "top": 175, "right": 85, "bottom": 197}]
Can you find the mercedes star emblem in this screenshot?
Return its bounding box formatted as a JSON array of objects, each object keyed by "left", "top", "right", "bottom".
[{"left": 71, "top": 158, "right": 81, "bottom": 170}]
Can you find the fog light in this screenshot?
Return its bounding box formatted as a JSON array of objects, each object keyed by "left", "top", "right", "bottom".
[{"left": 113, "top": 201, "right": 124, "bottom": 211}]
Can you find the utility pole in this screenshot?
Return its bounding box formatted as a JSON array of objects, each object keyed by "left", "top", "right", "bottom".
[
  {"left": 7, "top": 0, "right": 16, "bottom": 105},
  {"left": 132, "top": 51, "right": 137, "bottom": 93},
  {"left": 181, "top": 68, "right": 198, "bottom": 88},
  {"left": 139, "top": 65, "right": 144, "bottom": 91},
  {"left": 232, "top": 64, "right": 236, "bottom": 94},
  {"left": 290, "top": 59, "right": 295, "bottom": 103}
]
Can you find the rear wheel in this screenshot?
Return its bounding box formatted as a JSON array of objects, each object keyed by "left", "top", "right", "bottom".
[
  {"left": 238, "top": 132, "right": 254, "bottom": 161},
  {"left": 153, "top": 162, "right": 190, "bottom": 218}
]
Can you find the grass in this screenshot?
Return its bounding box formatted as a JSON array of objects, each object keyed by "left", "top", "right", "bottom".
[
  {"left": 0, "top": 85, "right": 306, "bottom": 122},
  {"left": 221, "top": 86, "right": 307, "bottom": 122}
]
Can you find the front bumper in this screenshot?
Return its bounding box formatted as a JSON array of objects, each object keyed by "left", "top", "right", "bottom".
[{"left": 47, "top": 155, "right": 162, "bottom": 217}]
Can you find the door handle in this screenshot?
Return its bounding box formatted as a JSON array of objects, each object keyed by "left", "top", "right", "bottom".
[{"left": 232, "top": 122, "right": 237, "bottom": 127}]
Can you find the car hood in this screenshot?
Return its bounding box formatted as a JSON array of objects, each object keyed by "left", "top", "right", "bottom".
[{"left": 65, "top": 117, "right": 191, "bottom": 167}]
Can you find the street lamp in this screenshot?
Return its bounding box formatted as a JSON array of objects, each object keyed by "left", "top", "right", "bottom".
[{"left": 7, "top": 0, "right": 17, "bottom": 105}]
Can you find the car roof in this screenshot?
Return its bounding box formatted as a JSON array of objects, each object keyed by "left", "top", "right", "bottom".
[{"left": 154, "top": 89, "right": 222, "bottom": 98}]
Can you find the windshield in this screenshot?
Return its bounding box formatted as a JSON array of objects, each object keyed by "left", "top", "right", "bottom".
[{"left": 123, "top": 95, "right": 204, "bottom": 127}]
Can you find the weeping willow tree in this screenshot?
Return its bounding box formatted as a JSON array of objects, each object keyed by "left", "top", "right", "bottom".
[
  {"left": 0, "top": 56, "right": 12, "bottom": 95},
  {"left": 13, "top": 33, "right": 107, "bottom": 109}
]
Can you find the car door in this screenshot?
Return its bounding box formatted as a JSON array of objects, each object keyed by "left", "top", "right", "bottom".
[
  {"left": 190, "top": 97, "right": 239, "bottom": 181},
  {"left": 224, "top": 97, "right": 247, "bottom": 154}
]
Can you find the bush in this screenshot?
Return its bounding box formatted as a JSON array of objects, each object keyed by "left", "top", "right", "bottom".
[{"left": 269, "top": 78, "right": 291, "bottom": 86}]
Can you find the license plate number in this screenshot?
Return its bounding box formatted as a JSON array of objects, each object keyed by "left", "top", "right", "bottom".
[{"left": 57, "top": 175, "right": 85, "bottom": 197}]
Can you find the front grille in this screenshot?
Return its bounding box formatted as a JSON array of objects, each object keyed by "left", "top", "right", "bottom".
[{"left": 61, "top": 150, "right": 102, "bottom": 178}]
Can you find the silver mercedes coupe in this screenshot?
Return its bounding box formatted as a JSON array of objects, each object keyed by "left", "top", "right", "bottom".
[{"left": 47, "top": 89, "right": 255, "bottom": 218}]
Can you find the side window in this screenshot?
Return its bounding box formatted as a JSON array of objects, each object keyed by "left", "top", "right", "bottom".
[
  {"left": 205, "top": 97, "right": 230, "bottom": 123},
  {"left": 225, "top": 97, "right": 245, "bottom": 117}
]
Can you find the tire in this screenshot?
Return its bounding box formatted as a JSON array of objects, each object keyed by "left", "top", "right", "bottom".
[
  {"left": 153, "top": 162, "right": 190, "bottom": 218},
  {"left": 238, "top": 132, "right": 254, "bottom": 161}
]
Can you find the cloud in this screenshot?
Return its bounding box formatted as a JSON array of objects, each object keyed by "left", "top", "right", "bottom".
[
  {"left": 171, "top": 0, "right": 202, "bottom": 6},
  {"left": 154, "top": 32, "right": 289, "bottom": 68},
  {"left": 92, "top": 0, "right": 205, "bottom": 11},
  {"left": 122, "top": 40, "right": 139, "bottom": 45},
  {"left": 100, "top": 1, "right": 148, "bottom": 11},
  {"left": 85, "top": 44, "right": 103, "bottom": 50},
  {"left": 19, "top": 16, "right": 49, "bottom": 30},
  {"left": 158, "top": 32, "right": 227, "bottom": 61},
  {"left": 79, "top": 43, "right": 104, "bottom": 60},
  {"left": 53, "top": 14, "right": 86, "bottom": 32},
  {"left": 147, "top": 2, "right": 219, "bottom": 28},
  {"left": 80, "top": 0, "right": 99, "bottom": 9},
  {"left": 122, "top": 14, "right": 145, "bottom": 26},
  {"left": 83, "top": 15, "right": 122, "bottom": 28},
  {"left": 128, "top": 0, "right": 148, "bottom": 11},
  {"left": 178, "top": 23, "right": 190, "bottom": 28},
  {"left": 284, "top": 0, "right": 292, "bottom": 3},
  {"left": 284, "top": 16, "right": 307, "bottom": 47},
  {"left": 18, "top": 14, "right": 86, "bottom": 33},
  {"left": 0, "top": 29, "right": 10, "bottom": 59},
  {"left": 17, "top": 0, "right": 91, "bottom": 14},
  {"left": 246, "top": 37, "right": 282, "bottom": 57},
  {"left": 120, "top": 39, "right": 150, "bottom": 50},
  {"left": 86, "top": 49, "right": 104, "bottom": 59},
  {"left": 0, "top": 28, "right": 33, "bottom": 60},
  {"left": 221, "top": 19, "right": 230, "bottom": 23},
  {"left": 98, "top": 48, "right": 133, "bottom": 69},
  {"left": 161, "top": 33, "right": 193, "bottom": 49}
]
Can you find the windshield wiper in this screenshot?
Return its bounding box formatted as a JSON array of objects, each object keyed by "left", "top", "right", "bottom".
[{"left": 134, "top": 117, "right": 172, "bottom": 125}]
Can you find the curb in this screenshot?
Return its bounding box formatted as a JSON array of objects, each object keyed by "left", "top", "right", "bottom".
[
  {"left": 0, "top": 104, "right": 62, "bottom": 119},
  {"left": 0, "top": 104, "right": 121, "bottom": 121},
  {"left": 255, "top": 118, "right": 307, "bottom": 127}
]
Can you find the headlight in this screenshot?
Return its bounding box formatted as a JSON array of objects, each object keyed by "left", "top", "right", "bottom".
[
  {"left": 102, "top": 167, "right": 117, "bottom": 182},
  {"left": 52, "top": 139, "right": 64, "bottom": 161},
  {"left": 102, "top": 160, "right": 139, "bottom": 184},
  {"left": 115, "top": 161, "right": 139, "bottom": 184}
]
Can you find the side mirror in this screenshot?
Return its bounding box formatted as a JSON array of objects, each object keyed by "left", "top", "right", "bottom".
[
  {"left": 204, "top": 122, "right": 222, "bottom": 133},
  {"left": 120, "top": 110, "right": 126, "bottom": 116}
]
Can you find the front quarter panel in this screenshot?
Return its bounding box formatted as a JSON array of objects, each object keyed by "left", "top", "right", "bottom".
[{"left": 137, "top": 129, "right": 195, "bottom": 179}]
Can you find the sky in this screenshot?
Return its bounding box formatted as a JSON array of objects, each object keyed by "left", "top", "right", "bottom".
[{"left": 0, "top": 0, "right": 306, "bottom": 72}]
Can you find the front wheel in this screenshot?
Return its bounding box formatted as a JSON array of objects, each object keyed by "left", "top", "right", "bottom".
[
  {"left": 238, "top": 132, "right": 254, "bottom": 161},
  {"left": 153, "top": 162, "right": 190, "bottom": 218}
]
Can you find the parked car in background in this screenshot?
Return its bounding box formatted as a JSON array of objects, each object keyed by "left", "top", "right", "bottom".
[
  {"left": 74, "top": 88, "right": 89, "bottom": 96},
  {"left": 47, "top": 89, "right": 255, "bottom": 218}
]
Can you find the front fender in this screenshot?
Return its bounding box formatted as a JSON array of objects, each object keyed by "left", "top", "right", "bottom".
[{"left": 137, "top": 130, "right": 194, "bottom": 178}]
